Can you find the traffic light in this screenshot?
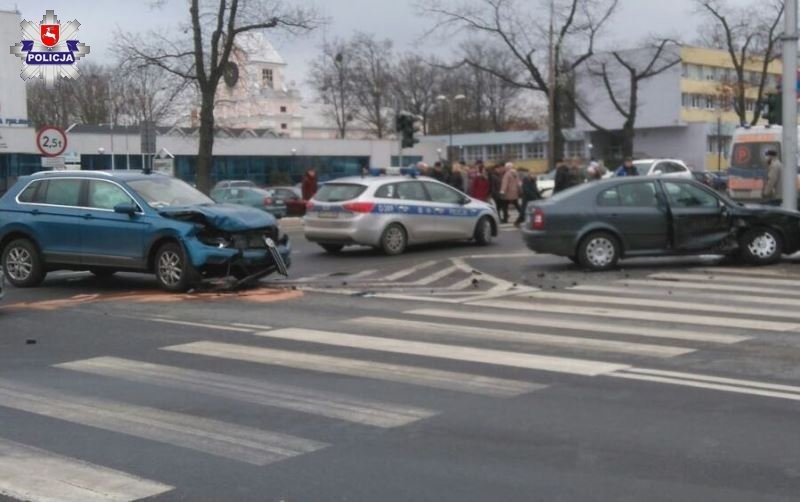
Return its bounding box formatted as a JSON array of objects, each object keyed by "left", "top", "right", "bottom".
[
  {"left": 766, "top": 93, "right": 782, "bottom": 125},
  {"left": 395, "top": 112, "right": 420, "bottom": 149}
]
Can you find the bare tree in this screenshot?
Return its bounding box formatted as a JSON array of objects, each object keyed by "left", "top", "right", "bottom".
[
  {"left": 118, "top": 0, "right": 319, "bottom": 192},
  {"left": 696, "top": 0, "right": 783, "bottom": 125},
  {"left": 425, "top": 0, "right": 618, "bottom": 168},
  {"left": 349, "top": 33, "right": 394, "bottom": 139},
  {"left": 26, "top": 80, "right": 75, "bottom": 129},
  {"left": 573, "top": 39, "right": 681, "bottom": 157},
  {"left": 392, "top": 54, "right": 441, "bottom": 134},
  {"left": 112, "top": 62, "right": 192, "bottom": 127},
  {"left": 308, "top": 39, "right": 357, "bottom": 138}
]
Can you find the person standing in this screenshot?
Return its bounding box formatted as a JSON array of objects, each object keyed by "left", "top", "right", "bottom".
[
  {"left": 762, "top": 149, "right": 783, "bottom": 205},
  {"left": 431, "top": 162, "right": 447, "bottom": 182},
  {"left": 515, "top": 168, "right": 540, "bottom": 226},
  {"left": 490, "top": 164, "right": 504, "bottom": 208},
  {"left": 615, "top": 157, "right": 639, "bottom": 177},
  {"left": 470, "top": 165, "right": 491, "bottom": 202},
  {"left": 301, "top": 168, "right": 318, "bottom": 200},
  {"left": 448, "top": 162, "right": 465, "bottom": 192},
  {"left": 553, "top": 158, "right": 571, "bottom": 194},
  {"left": 499, "top": 162, "right": 521, "bottom": 224}
]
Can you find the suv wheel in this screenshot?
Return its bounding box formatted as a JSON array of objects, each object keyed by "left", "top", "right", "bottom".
[
  {"left": 740, "top": 227, "right": 782, "bottom": 265},
  {"left": 2, "top": 238, "right": 46, "bottom": 287},
  {"left": 578, "top": 232, "right": 620, "bottom": 271},
  {"left": 155, "top": 242, "right": 196, "bottom": 292},
  {"left": 474, "top": 217, "right": 493, "bottom": 246},
  {"left": 380, "top": 223, "right": 407, "bottom": 256}
]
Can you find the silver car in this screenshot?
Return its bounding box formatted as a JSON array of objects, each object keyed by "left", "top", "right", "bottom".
[{"left": 304, "top": 176, "right": 499, "bottom": 254}]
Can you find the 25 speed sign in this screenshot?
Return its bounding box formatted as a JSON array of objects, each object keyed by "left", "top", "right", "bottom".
[{"left": 36, "top": 126, "right": 68, "bottom": 157}]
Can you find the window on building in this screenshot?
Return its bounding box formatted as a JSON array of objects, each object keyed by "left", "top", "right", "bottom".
[
  {"left": 484, "top": 145, "right": 504, "bottom": 161},
  {"left": 687, "top": 64, "right": 702, "bottom": 80},
  {"left": 707, "top": 135, "right": 732, "bottom": 157},
  {"left": 506, "top": 144, "right": 524, "bottom": 160},
  {"left": 280, "top": 106, "right": 287, "bottom": 113},
  {"left": 681, "top": 93, "right": 690, "bottom": 107},
  {"left": 690, "top": 94, "right": 703, "bottom": 109},
  {"left": 463, "top": 146, "right": 483, "bottom": 163},
  {"left": 749, "top": 71, "right": 761, "bottom": 85},
  {"left": 705, "top": 95, "right": 716, "bottom": 110},
  {"left": 705, "top": 66, "right": 717, "bottom": 81},
  {"left": 564, "top": 141, "right": 584, "bottom": 159},
  {"left": 262, "top": 68, "right": 274, "bottom": 88},
  {"left": 527, "top": 143, "right": 546, "bottom": 159},
  {"left": 280, "top": 123, "right": 287, "bottom": 130},
  {"left": 681, "top": 63, "right": 689, "bottom": 78}
]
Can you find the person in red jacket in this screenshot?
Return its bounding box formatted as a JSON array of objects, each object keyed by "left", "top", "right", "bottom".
[
  {"left": 469, "top": 165, "right": 491, "bottom": 202},
  {"left": 301, "top": 169, "right": 318, "bottom": 201}
]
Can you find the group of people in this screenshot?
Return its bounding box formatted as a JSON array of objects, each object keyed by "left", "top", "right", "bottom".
[{"left": 415, "top": 160, "right": 541, "bottom": 226}]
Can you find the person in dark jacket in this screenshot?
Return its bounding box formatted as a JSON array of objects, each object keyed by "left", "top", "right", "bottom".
[
  {"left": 489, "top": 164, "right": 504, "bottom": 208},
  {"left": 615, "top": 157, "right": 639, "bottom": 177},
  {"left": 430, "top": 162, "right": 447, "bottom": 182},
  {"left": 515, "top": 168, "right": 540, "bottom": 226},
  {"left": 553, "top": 159, "right": 571, "bottom": 194},
  {"left": 301, "top": 169, "right": 318, "bottom": 200},
  {"left": 448, "top": 162, "right": 465, "bottom": 191}
]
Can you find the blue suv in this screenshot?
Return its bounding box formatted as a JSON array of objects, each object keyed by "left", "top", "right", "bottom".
[{"left": 0, "top": 171, "right": 290, "bottom": 292}]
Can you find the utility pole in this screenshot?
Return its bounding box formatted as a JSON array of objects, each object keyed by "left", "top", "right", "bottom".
[
  {"left": 547, "top": 0, "right": 556, "bottom": 172},
  {"left": 782, "top": 0, "right": 798, "bottom": 210}
]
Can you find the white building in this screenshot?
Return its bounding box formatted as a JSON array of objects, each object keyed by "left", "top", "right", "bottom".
[
  {"left": 206, "top": 33, "right": 304, "bottom": 138},
  {"left": 0, "top": 9, "right": 29, "bottom": 127}
]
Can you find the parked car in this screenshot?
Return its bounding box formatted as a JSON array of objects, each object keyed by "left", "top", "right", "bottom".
[
  {"left": 521, "top": 177, "right": 800, "bottom": 270},
  {"left": 212, "top": 180, "right": 256, "bottom": 191},
  {"left": 0, "top": 171, "right": 290, "bottom": 292},
  {"left": 210, "top": 186, "right": 287, "bottom": 218},
  {"left": 604, "top": 159, "right": 693, "bottom": 179},
  {"left": 270, "top": 186, "right": 307, "bottom": 217},
  {"left": 537, "top": 169, "right": 557, "bottom": 198},
  {"left": 304, "top": 176, "right": 499, "bottom": 255}
]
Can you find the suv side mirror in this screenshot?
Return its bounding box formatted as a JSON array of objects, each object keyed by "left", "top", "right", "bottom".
[{"left": 114, "top": 202, "right": 138, "bottom": 215}]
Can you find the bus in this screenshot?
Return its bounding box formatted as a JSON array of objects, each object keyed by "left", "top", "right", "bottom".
[{"left": 728, "top": 125, "right": 800, "bottom": 200}]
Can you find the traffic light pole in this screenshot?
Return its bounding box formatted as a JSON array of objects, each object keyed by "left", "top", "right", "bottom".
[{"left": 782, "top": 0, "right": 798, "bottom": 210}]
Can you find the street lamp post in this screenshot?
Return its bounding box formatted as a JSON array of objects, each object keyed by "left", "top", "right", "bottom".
[{"left": 436, "top": 94, "right": 466, "bottom": 161}]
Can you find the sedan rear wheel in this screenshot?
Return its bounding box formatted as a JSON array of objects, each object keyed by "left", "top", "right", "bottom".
[
  {"left": 578, "top": 232, "right": 620, "bottom": 271},
  {"left": 381, "top": 223, "right": 408, "bottom": 256},
  {"left": 740, "top": 227, "right": 782, "bottom": 265}
]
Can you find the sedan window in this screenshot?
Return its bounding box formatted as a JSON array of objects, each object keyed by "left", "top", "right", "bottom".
[
  {"left": 664, "top": 182, "right": 719, "bottom": 208},
  {"left": 599, "top": 182, "right": 659, "bottom": 207},
  {"left": 598, "top": 188, "right": 621, "bottom": 206}
]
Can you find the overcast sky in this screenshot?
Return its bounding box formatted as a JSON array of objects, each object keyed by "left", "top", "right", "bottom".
[{"left": 2, "top": 0, "right": 757, "bottom": 94}]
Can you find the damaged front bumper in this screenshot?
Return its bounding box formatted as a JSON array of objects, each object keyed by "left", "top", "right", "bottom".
[{"left": 186, "top": 233, "right": 292, "bottom": 282}]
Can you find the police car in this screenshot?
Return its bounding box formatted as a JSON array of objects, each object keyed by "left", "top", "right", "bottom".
[{"left": 304, "top": 176, "right": 499, "bottom": 255}]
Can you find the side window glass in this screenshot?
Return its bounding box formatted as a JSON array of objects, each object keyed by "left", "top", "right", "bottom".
[
  {"left": 597, "top": 188, "right": 620, "bottom": 206},
  {"left": 425, "top": 182, "right": 462, "bottom": 204},
  {"left": 17, "top": 181, "right": 41, "bottom": 203},
  {"left": 618, "top": 182, "right": 658, "bottom": 207},
  {"left": 375, "top": 184, "right": 397, "bottom": 199},
  {"left": 88, "top": 181, "right": 134, "bottom": 210},
  {"left": 665, "top": 182, "right": 718, "bottom": 208},
  {"left": 396, "top": 182, "right": 428, "bottom": 201},
  {"left": 43, "top": 179, "right": 82, "bottom": 207}
]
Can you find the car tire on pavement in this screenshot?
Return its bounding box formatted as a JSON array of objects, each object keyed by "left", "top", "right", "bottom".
[
  {"left": 2, "top": 238, "right": 46, "bottom": 287},
  {"left": 474, "top": 217, "right": 494, "bottom": 246},
  {"left": 739, "top": 227, "right": 783, "bottom": 265},
  {"left": 577, "top": 231, "right": 620, "bottom": 271},
  {"left": 320, "top": 244, "right": 344, "bottom": 254},
  {"left": 380, "top": 223, "right": 408, "bottom": 256},
  {"left": 154, "top": 242, "right": 196, "bottom": 292}
]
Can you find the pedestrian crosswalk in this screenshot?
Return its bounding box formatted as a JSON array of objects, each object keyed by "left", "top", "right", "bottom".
[{"left": 5, "top": 265, "right": 800, "bottom": 500}]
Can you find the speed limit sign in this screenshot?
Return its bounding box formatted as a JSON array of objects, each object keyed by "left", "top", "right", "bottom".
[{"left": 36, "top": 126, "right": 68, "bottom": 157}]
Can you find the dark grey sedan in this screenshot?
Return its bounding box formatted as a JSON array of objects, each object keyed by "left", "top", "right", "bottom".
[{"left": 521, "top": 177, "right": 800, "bottom": 270}]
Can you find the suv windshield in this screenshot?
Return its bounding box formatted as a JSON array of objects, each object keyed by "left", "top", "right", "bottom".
[
  {"left": 127, "top": 176, "right": 214, "bottom": 208},
  {"left": 314, "top": 183, "right": 367, "bottom": 202}
]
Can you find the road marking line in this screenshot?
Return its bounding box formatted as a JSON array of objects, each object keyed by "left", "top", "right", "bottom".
[
  {"left": 231, "top": 323, "right": 273, "bottom": 330},
  {"left": 350, "top": 317, "right": 692, "bottom": 358},
  {"left": 410, "top": 265, "right": 460, "bottom": 285},
  {"left": 0, "top": 438, "right": 173, "bottom": 502},
  {"left": 0, "top": 380, "right": 327, "bottom": 466},
  {"left": 56, "top": 357, "right": 435, "bottom": 428},
  {"left": 251, "top": 328, "right": 629, "bottom": 376},
  {"left": 650, "top": 272, "right": 800, "bottom": 288},
  {"left": 161, "top": 341, "right": 544, "bottom": 397},
  {"left": 528, "top": 290, "right": 800, "bottom": 320},
  {"left": 575, "top": 284, "right": 800, "bottom": 309},
  {"left": 463, "top": 253, "right": 532, "bottom": 259},
  {"left": 382, "top": 260, "right": 438, "bottom": 281},
  {"left": 471, "top": 300, "right": 799, "bottom": 332},
  {"left": 347, "top": 269, "right": 379, "bottom": 279},
  {"left": 689, "top": 267, "right": 791, "bottom": 277},
  {"left": 143, "top": 318, "right": 255, "bottom": 333},
  {"left": 608, "top": 369, "right": 800, "bottom": 402},
  {"left": 619, "top": 278, "right": 800, "bottom": 299},
  {"left": 407, "top": 308, "right": 748, "bottom": 344}
]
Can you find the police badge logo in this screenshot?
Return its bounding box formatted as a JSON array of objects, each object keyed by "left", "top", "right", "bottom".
[{"left": 9, "top": 10, "right": 90, "bottom": 88}]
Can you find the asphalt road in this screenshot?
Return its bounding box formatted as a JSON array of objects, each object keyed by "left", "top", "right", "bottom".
[{"left": 2, "top": 222, "right": 800, "bottom": 501}]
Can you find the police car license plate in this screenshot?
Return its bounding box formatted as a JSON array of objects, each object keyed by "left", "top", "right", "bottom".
[{"left": 318, "top": 211, "right": 338, "bottom": 218}]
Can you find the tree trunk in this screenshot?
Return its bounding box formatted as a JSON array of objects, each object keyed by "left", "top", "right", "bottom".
[
  {"left": 195, "top": 88, "right": 215, "bottom": 194},
  {"left": 621, "top": 121, "right": 635, "bottom": 157}
]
